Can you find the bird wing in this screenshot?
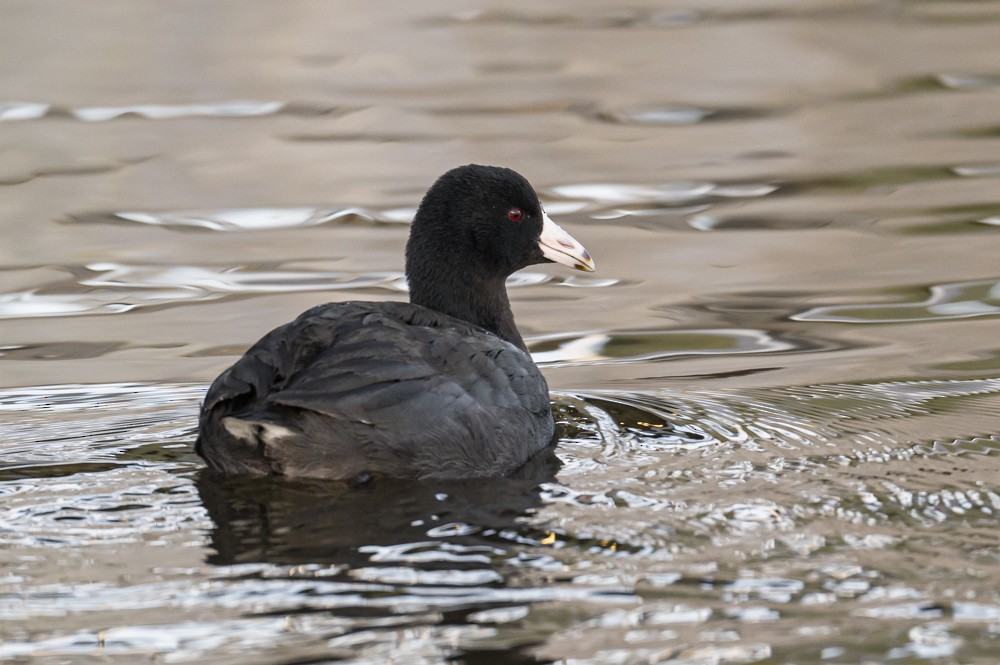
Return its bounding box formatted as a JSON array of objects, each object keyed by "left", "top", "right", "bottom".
[{"left": 199, "top": 301, "right": 552, "bottom": 479}]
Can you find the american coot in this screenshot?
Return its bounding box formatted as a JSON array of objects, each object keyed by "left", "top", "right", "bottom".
[{"left": 196, "top": 164, "right": 594, "bottom": 480}]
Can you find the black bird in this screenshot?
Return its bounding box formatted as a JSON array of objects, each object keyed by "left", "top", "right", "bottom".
[{"left": 196, "top": 164, "right": 594, "bottom": 480}]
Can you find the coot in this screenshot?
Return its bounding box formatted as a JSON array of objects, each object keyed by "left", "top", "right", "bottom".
[{"left": 196, "top": 164, "right": 594, "bottom": 480}]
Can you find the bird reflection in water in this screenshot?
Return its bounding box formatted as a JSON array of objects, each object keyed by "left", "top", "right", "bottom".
[{"left": 196, "top": 448, "right": 561, "bottom": 568}]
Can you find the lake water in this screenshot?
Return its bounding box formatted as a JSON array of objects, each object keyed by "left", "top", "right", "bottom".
[{"left": 3, "top": 1, "right": 1000, "bottom": 663}]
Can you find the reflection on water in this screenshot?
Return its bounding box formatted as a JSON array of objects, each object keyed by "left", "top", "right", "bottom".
[
  {"left": 0, "top": 102, "right": 50, "bottom": 121},
  {"left": 65, "top": 178, "right": 782, "bottom": 234},
  {"left": 0, "top": 101, "right": 351, "bottom": 122},
  {"left": 530, "top": 328, "right": 799, "bottom": 366},
  {"left": 589, "top": 103, "right": 781, "bottom": 126},
  {"left": 3, "top": 0, "right": 1000, "bottom": 662},
  {"left": 115, "top": 207, "right": 382, "bottom": 230},
  {"left": 0, "top": 263, "right": 618, "bottom": 320},
  {"left": 794, "top": 278, "right": 1000, "bottom": 323},
  {"left": 71, "top": 101, "right": 285, "bottom": 121},
  {"left": 1, "top": 379, "right": 998, "bottom": 662},
  {"left": 936, "top": 72, "right": 1000, "bottom": 91},
  {"left": 77, "top": 207, "right": 415, "bottom": 230},
  {"left": 197, "top": 451, "right": 560, "bottom": 567}
]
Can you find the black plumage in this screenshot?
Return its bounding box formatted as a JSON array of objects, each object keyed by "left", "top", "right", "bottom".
[{"left": 196, "top": 164, "right": 594, "bottom": 480}]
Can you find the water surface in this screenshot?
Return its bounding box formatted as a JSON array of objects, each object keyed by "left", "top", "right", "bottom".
[{"left": 2, "top": 1, "right": 1000, "bottom": 662}]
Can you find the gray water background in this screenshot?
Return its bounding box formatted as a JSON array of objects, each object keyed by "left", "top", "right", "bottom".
[{"left": 2, "top": 1, "right": 1000, "bottom": 662}]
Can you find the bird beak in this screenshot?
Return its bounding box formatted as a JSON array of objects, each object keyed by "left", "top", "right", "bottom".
[{"left": 538, "top": 212, "right": 595, "bottom": 272}]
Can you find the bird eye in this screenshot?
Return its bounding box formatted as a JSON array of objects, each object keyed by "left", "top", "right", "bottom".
[{"left": 508, "top": 208, "right": 523, "bottom": 222}]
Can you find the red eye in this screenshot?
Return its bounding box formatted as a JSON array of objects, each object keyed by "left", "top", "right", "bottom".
[{"left": 508, "top": 208, "right": 523, "bottom": 222}]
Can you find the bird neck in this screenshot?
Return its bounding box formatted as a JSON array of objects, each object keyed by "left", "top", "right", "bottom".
[{"left": 407, "top": 264, "right": 526, "bottom": 352}]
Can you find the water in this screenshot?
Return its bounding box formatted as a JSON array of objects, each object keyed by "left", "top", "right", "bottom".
[{"left": 3, "top": 1, "right": 1000, "bottom": 662}]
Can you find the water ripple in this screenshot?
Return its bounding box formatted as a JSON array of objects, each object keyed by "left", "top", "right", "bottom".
[
  {"left": 438, "top": 7, "right": 703, "bottom": 29},
  {"left": 951, "top": 162, "right": 1000, "bottom": 178},
  {"left": 549, "top": 181, "right": 777, "bottom": 206},
  {"left": 588, "top": 104, "right": 779, "bottom": 126},
  {"left": 74, "top": 206, "right": 414, "bottom": 231},
  {"left": 531, "top": 329, "right": 799, "bottom": 367},
  {"left": 686, "top": 215, "right": 837, "bottom": 231},
  {"left": 935, "top": 72, "right": 1000, "bottom": 91},
  {"left": 0, "top": 263, "right": 618, "bottom": 320},
  {"left": 437, "top": 4, "right": 892, "bottom": 31},
  {"left": 68, "top": 183, "right": 780, "bottom": 234},
  {"left": 539, "top": 180, "right": 780, "bottom": 229},
  {"left": 0, "top": 468, "right": 203, "bottom": 547},
  {"left": 2, "top": 377, "right": 999, "bottom": 660},
  {"left": 73, "top": 101, "right": 285, "bottom": 121},
  {"left": 547, "top": 377, "right": 1000, "bottom": 544},
  {"left": 0, "top": 101, "right": 50, "bottom": 121},
  {"left": 0, "top": 100, "right": 287, "bottom": 122},
  {"left": 794, "top": 278, "right": 1000, "bottom": 323}
]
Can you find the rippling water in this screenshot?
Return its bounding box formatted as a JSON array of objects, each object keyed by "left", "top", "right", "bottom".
[{"left": 3, "top": 1, "right": 1000, "bottom": 663}]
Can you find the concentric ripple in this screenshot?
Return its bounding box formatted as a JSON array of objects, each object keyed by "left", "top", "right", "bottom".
[{"left": 1, "top": 375, "right": 999, "bottom": 662}]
